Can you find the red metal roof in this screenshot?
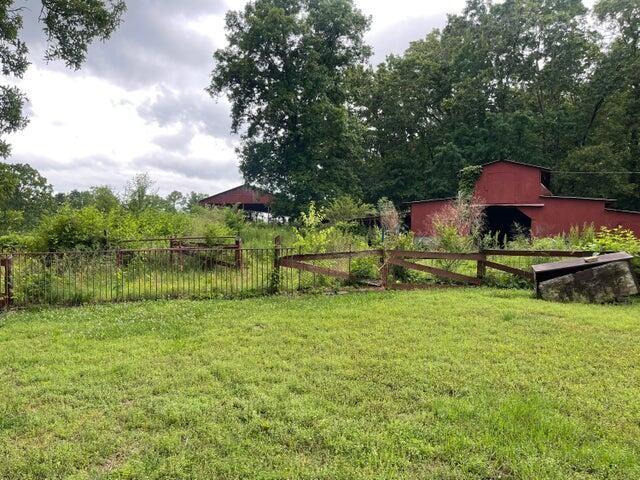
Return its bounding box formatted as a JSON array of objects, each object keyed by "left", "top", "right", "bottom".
[
  {"left": 481, "top": 159, "right": 552, "bottom": 172},
  {"left": 199, "top": 185, "right": 274, "bottom": 207}
]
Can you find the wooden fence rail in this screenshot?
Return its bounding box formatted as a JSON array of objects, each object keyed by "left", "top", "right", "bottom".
[{"left": 277, "top": 242, "right": 599, "bottom": 291}]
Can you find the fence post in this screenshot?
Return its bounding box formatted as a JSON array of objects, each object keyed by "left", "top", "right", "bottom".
[
  {"left": 380, "top": 249, "right": 389, "bottom": 289},
  {"left": 273, "top": 236, "right": 282, "bottom": 293},
  {"left": 477, "top": 250, "right": 486, "bottom": 281},
  {"left": 116, "top": 249, "right": 123, "bottom": 269},
  {"left": 5, "top": 255, "right": 13, "bottom": 308},
  {"left": 235, "top": 238, "right": 243, "bottom": 269}
]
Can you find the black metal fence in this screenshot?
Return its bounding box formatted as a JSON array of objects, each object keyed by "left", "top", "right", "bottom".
[{"left": 1, "top": 247, "right": 300, "bottom": 307}]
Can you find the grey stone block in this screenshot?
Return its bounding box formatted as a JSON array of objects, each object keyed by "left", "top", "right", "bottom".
[{"left": 539, "top": 261, "right": 639, "bottom": 303}]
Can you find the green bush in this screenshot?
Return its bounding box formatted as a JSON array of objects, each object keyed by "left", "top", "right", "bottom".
[
  {"left": 591, "top": 226, "right": 640, "bottom": 254},
  {"left": 224, "top": 208, "right": 246, "bottom": 235},
  {"left": 204, "top": 223, "right": 235, "bottom": 246},
  {"left": 349, "top": 256, "right": 379, "bottom": 281},
  {"left": 0, "top": 233, "right": 37, "bottom": 252},
  {"left": 35, "top": 206, "right": 108, "bottom": 252}
]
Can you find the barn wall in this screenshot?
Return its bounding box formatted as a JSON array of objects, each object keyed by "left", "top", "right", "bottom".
[
  {"left": 410, "top": 200, "right": 453, "bottom": 237},
  {"left": 474, "top": 162, "right": 544, "bottom": 204},
  {"left": 602, "top": 210, "right": 640, "bottom": 236},
  {"left": 520, "top": 198, "right": 640, "bottom": 237}
]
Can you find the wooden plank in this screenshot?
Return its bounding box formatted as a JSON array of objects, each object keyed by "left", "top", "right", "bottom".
[
  {"left": 280, "top": 250, "right": 383, "bottom": 262},
  {"left": 280, "top": 259, "right": 351, "bottom": 280},
  {"left": 531, "top": 252, "right": 633, "bottom": 273},
  {"left": 389, "top": 250, "right": 484, "bottom": 261},
  {"left": 482, "top": 249, "right": 593, "bottom": 258},
  {"left": 483, "top": 260, "right": 534, "bottom": 281},
  {"left": 388, "top": 257, "right": 482, "bottom": 285}
]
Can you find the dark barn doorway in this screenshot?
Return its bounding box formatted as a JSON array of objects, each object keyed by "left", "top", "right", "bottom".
[{"left": 483, "top": 206, "right": 531, "bottom": 242}]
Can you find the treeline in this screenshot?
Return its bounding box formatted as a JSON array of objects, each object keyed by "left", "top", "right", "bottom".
[
  {"left": 210, "top": 0, "right": 640, "bottom": 214},
  {"left": 0, "top": 166, "right": 208, "bottom": 233}
]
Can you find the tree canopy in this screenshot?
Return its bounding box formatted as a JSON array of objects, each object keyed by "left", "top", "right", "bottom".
[
  {"left": 208, "top": 0, "right": 371, "bottom": 216},
  {"left": 212, "top": 0, "right": 640, "bottom": 214}
]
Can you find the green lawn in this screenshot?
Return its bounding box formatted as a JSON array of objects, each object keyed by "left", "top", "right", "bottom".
[{"left": 1, "top": 289, "right": 639, "bottom": 479}]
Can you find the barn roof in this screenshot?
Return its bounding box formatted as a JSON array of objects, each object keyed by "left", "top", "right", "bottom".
[
  {"left": 199, "top": 184, "right": 274, "bottom": 211},
  {"left": 540, "top": 195, "right": 617, "bottom": 203},
  {"left": 404, "top": 197, "right": 456, "bottom": 205},
  {"left": 481, "top": 159, "right": 552, "bottom": 171}
]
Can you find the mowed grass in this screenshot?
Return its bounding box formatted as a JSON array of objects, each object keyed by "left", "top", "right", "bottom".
[{"left": 1, "top": 290, "right": 639, "bottom": 479}]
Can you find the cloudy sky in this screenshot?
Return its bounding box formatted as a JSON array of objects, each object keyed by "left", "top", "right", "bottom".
[{"left": 7, "top": 0, "right": 466, "bottom": 196}]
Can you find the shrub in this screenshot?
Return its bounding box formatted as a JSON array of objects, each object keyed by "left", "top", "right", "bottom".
[
  {"left": 35, "top": 206, "right": 108, "bottom": 252},
  {"left": 324, "top": 196, "right": 375, "bottom": 228},
  {"left": 0, "top": 233, "right": 37, "bottom": 252},
  {"left": 431, "top": 194, "right": 485, "bottom": 250},
  {"left": 204, "top": 223, "right": 235, "bottom": 246},
  {"left": 591, "top": 226, "right": 640, "bottom": 255},
  {"left": 294, "top": 202, "right": 336, "bottom": 253},
  {"left": 224, "top": 208, "right": 246, "bottom": 235},
  {"left": 348, "top": 256, "right": 379, "bottom": 282}
]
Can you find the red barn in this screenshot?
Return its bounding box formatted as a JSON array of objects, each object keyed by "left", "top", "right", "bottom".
[
  {"left": 199, "top": 184, "right": 274, "bottom": 214},
  {"left": 409, "top": 160, "right": 640, "bottom": 238}
]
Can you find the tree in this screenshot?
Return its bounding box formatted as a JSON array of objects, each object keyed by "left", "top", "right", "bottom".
[
  {"left": 0, "top": 0, "right": 126, "bottom": 157},
  {"left": 209, "top": 0, "right": 371, "bottom": 216},
  {"left": 124, "top": 173, "right": 166, "bottom": 214},
  {"left": 91, "top": 185, "right": 121, "bottom": 213},
  {"left": 165, "top": 191, "right": 185, "bottom": 212},
  {"left": 362, "top": 0, "right": 640, "bottom": 208},
  {"left": 590, "top": 0, "right": 640, "bottom": 209},
  {"left": 183, "top": 191, "right": 208, "bottom": 212},
  {"left": 0, "top": 163, "right": 53, "bottom": 231},
  {"left": 55, "top": 185, "right": 121, "bottom": 213}
]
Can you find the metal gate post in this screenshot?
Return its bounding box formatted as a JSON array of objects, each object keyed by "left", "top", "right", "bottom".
[
  {"left": 272, "top": 236, "right": 282, "bottom": 293},
  {"left": 235, "top": 238, "right": 243, "bottom": 268},
  {"left": 4, "top": 256, "right": 13, "bottom": 308}
]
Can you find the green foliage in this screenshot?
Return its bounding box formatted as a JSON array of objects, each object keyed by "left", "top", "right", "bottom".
[
  {"left": 124, "top": 173, "right": 169, "bottom": 214},
  {"left": 591, "top": 226, "right": 640, "bottom": 254},
  {"left": 293, "top": 203, "right": 336, "bottom": 253},
  {"left": 359, "top": 0, "right": 640, "bottom": 210},
  {"left": 204, "top": 223, "right": 235, "bottom": 246},
  {"left": 554, "top": 144, "right": 634, "bottom": 201},
  {"left": 209, "top": 0, "right": 371, "bottom": 216},
  {"left": 223, "top": 208, "right": 246, "bottom": 235},
  {"left": 56, "top": 185, "right": 121, "bottom": 213},
  {"left": 0, "top": 233, "right": 36, "bottom": 252},
  {"left": 348, "top": 256, "right": 379, "bottom": 282},
  {"left": 458, "top": 165, "right": 483, "bottom": 198},
  {"left": 323, "top": 195, "right": 375, "bottom": 229},
  {"left": 0, "top": 163, "right": 53, "bottom": 231},
  {"left": 34, "top": 206, "right": 108, "bottom": 251}
]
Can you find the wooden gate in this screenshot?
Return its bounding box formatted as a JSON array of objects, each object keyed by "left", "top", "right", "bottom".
[
  {"left": 276, "top": 243, "right": 597, "bottom": 292},
  {"left": 386, "top": 250, "right": 483, "bottom": 289},
  {"left": 278, "top": 249, "right": 385, "bottom": 286}
]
